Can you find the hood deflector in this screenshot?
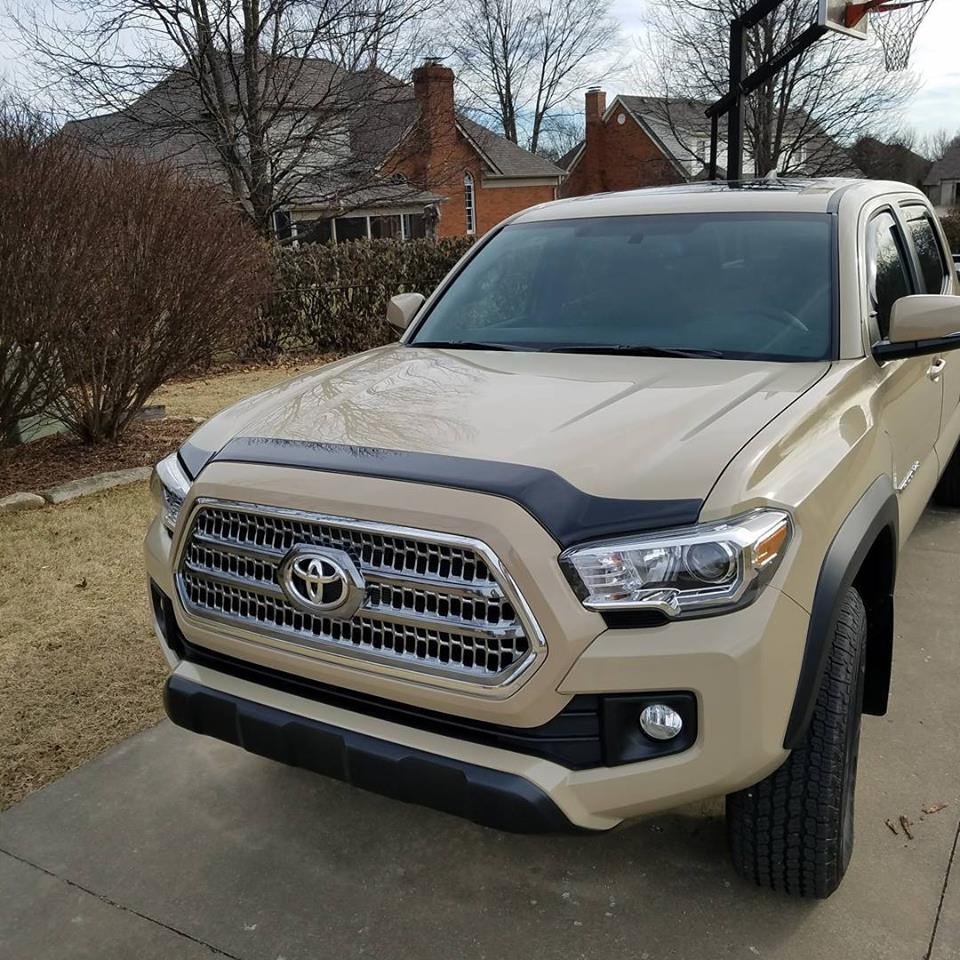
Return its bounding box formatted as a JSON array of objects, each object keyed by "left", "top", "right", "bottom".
[{"left": 202, "top": 436, "right": 703, "bottom": 548}]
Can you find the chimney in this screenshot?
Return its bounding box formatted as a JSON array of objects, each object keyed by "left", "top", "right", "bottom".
[
  {"left": 585, "top": 87, "right": 607, "bottom": 138},
  {"left": 583, "top": 87, "right": 607, "bottom": 193},
  {"left": 413, "top": 59, "right": 456, "bottom": 140}
]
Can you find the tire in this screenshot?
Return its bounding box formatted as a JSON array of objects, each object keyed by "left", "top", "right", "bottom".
[
  {"left": 934, "top": 442, "right": 960, "bottom": 507},
  {"left": 726, "top": 587, "right": 868, "bottom": 899}
]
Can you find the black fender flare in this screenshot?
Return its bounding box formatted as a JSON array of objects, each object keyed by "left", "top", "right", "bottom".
[{"left": 782, "top": 476, "right": 899, "bottom": 749}]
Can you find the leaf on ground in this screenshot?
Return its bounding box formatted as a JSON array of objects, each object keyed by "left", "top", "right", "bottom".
[
  {"left": 74, "top": 578, "right": 88, "bottom": 589},
  {"left": 884, "top": 818, "right": 898, "bottom": 836},
  {"left": 922, "top": 802, "right": 948, "bottom": 815},
  {"left": 899, "top": 815, "right": 914, "bottom": 840}
]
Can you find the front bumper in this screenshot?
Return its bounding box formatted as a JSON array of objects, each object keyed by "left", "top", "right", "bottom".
[{"left": 165, "top": 672, "right": 581, "bottom": 833}]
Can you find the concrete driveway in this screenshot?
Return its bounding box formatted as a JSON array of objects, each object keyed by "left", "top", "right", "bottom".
[{"left": 2, "top": 508, "right": 959, "bottom": 960}]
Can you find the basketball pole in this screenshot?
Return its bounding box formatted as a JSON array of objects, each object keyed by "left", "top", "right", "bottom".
[{"left": 707, "top": 0, "right": 828, "bottom": 180}]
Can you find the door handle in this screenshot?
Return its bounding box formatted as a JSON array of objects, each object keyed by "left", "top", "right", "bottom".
[{"left": 927, "top": 357, "right": 946, "bottom": 382}]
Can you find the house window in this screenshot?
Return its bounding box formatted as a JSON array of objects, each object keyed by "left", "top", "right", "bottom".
[
  {"left": 273, "top": 210, "right": 292, "bottom": 241},
  {"left": 333, "top": 216, "right": 368, "bottom": 241},
  {"left": 370, "top": 214, "right": 402, "bottom": 239},
  {"left": 292, "top": 218, "right": 332, "bottom": 245},
  {"left": 464, "top": 172, "right": 476, "bottom": 235},
  {"left": 402, "top": 213, "right": 427, "bottom": 239}
]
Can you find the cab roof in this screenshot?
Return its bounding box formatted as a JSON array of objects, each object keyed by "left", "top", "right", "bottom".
[{"left": 514, "top": 178, "right": 926, "bottom": 222}]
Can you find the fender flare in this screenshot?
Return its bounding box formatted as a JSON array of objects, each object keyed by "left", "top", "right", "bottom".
[{"left": 782, "top": 476, "right": 899, "bottom": 749}]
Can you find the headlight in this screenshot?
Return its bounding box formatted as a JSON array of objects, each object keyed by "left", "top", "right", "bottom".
[
  {"left": 150, "top": 453, "right": 191, "bottom": 532},
  {"left": 559, "top": 509, "right": 791, "bottom": 618}
]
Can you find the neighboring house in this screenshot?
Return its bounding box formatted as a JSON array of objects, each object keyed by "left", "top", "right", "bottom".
[
  {"left": 924, "top": 143, "right": 960, "bottom": 214},
  {"left": 62, "top": 60, "right": 564, "bottom": 241},
  {"left": 849, "top": 136, "right": 932, "bottom": 189},
  {"left": 559, "top": 90, "right": 857, "bottom": 197}
]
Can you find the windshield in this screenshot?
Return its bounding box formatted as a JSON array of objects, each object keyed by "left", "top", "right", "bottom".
[{"left": 409, "top": 214, "right": 834, "bottom": 361}]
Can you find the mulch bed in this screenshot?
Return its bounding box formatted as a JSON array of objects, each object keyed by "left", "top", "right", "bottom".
[{"left": 0, "top": 418, "right": 197, "bottom": 498}]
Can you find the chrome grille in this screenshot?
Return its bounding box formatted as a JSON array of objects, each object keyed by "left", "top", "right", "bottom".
[{"left": 176, "top": 500, "right": 542, "bottom": 687}]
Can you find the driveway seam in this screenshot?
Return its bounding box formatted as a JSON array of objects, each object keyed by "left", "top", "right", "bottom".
[
  {"left": 0, "top": 847, "right": 244, "bottom": 960},
  {"left": 926, "top": 814, "right": 960, "bottom": 960}
]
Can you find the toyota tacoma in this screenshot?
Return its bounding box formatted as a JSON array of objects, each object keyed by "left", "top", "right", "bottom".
[{"left": 146, "top": 179, "right": 960, "bottom": 898}]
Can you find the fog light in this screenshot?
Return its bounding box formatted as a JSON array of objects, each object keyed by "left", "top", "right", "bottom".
[{"left": 639, "top": 703, "right": 683, "bottom": 741}]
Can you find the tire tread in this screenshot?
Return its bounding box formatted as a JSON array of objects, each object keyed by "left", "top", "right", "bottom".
[{"left": 726, "top": 588, "right": 867, "bottom": 898}]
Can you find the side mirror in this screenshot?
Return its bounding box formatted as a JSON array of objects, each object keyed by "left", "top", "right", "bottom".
[
  {"left": 874, "top": 295, "right": 960, "bottom": 360},
  {"left": 386, "top": 292, "right": 425, "bottom": 333}
]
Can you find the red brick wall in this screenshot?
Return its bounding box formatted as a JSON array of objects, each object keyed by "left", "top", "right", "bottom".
[
  {"left": 390, "top": 126, "right": 556, "bottom": 237},
  {"left": 561, "top": 99, "right": 684, "bottom": 198},
  {"left": 386, "top": 63, "right": 557, "bottom": 237}
]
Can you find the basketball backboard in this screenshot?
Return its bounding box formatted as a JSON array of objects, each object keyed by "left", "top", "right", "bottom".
[{"left": 818, "top": 0, "right": 870, "bottom": 38}]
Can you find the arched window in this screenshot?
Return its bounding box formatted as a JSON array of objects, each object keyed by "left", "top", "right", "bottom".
[{"left": 463, "top": 172, "right": 476, "bottom": 235}]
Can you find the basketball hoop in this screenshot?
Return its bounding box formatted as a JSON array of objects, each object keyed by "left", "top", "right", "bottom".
[{"left": 845, "top": 0, "right": 935, "bottom": 71}]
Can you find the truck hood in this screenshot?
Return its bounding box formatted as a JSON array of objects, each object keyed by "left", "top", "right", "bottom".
[{"left": 186, "top": 345, "right": 829, "bottom": 502}]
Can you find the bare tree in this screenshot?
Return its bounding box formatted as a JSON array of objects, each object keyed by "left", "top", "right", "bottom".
[
  {"left": 636, "top": 0, "right": 915, "bottom": 178},
  {"left": 849, "top": 128, "right": 932, "bottom": 186},
  {"left": 10, "top": 0, "right": 437, "bottom": 233},
  {"left": 442, "top": 0, "right": 619, "bottom": 153},
  {"left": 920, "top": 128, "right": 960, "bottom": 162},
  {"left": 534, "top": 110, "right": 584, "bottom": 162}
]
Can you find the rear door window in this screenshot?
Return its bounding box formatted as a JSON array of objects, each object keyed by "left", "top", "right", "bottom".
[{"left": 902, "top": 204, "right": 951, "bottom": 295}]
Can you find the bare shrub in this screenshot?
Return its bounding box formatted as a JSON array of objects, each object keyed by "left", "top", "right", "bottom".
[
  {"left": 43, "top": 157, "right": 272, "bottom": 442},
  {"left": 0, "top": 102, "right": 71, "bottom": 446}
]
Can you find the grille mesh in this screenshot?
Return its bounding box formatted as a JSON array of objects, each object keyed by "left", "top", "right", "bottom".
[{"left": 177, "top": 503, "right": 535, "bottom": 683}]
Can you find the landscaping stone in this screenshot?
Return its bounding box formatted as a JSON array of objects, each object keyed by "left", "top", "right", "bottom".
[
  {"left": 0, "top": 492, "right": 46, "bottom": 514},
  {"left": 134, "top": 404, "right": 167, "bottom": 422},
  {"left": 40, "top": 466, "right": 152, "bottom": 504}
]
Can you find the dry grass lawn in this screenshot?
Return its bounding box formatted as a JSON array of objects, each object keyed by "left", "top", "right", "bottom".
[
  {"left": 0, "top": 483, "right": 165, "bottom": 810},
  {"left": 0, "top": 358, "right": 338, "bottom": 811},
  {"left": 152, "top": 359, "right": 327, "bottom": 421}
]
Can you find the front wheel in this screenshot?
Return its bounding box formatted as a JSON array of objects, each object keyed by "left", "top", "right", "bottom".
[{"left": 726, "top": 587, "right": 868, "bottom": 898}]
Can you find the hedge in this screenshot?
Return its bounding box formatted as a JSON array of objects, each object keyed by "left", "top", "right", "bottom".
[
  {"left": 940, "top": 211, "right": 960, "bottom": 253},
  {"left": 254, "top": 236, "right": 475, "bottom": 356}
]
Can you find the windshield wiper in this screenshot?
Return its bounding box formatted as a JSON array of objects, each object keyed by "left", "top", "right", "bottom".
[
  {"left": 410, "top": 340, "right": 531, "bottom": 352},
  {"left": 546, "top": 344, "right": 726, "bottom": 359}
]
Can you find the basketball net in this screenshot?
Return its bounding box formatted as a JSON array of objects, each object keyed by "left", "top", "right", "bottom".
[{"left": 856, "top": 0, "right": 935, "bottom": 71}]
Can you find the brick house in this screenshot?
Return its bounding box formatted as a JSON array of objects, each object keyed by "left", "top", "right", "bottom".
[
  {"left": 560, "top": 90, "right": 857, "bottom": 197},
  {"left": 559, "top": 90, "right": 690, "bottom": 197},
  {"left": 62, "top": 60, "right": 564, "bottom": 242},
  {"left": 382, "top": 63, "right": 565, "bottom": 239}
]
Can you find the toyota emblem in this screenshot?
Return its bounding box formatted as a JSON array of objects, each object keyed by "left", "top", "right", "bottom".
[{"left": 278, "top": 546, "right": 364, "bottom": 618}]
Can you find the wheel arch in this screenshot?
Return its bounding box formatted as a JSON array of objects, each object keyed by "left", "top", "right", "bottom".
[{"left": 783, "top": 476, "right": 899, "bottom": 749}]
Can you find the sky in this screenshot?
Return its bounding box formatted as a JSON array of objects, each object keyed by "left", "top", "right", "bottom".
[{"left": 1, "top": 0, "right": 958, "bottom": 140}]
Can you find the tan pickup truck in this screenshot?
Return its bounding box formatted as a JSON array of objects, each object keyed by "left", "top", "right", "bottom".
[{"left": 146, "top": 179, "right": 960, "bottom": 898}]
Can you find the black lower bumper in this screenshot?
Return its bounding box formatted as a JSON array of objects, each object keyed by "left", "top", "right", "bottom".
[{"left": 164, "top": 674, "right": 585, "bottom": 834}]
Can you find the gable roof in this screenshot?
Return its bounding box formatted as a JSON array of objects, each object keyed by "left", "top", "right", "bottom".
[
  {"left": 557, "top": 141, "right": 584, "bottom": 171},
  {"left": 615, "top": 96, "right": 698, "bottom": 178},
  {"left": 925, "top": 143, "right": 960, "bottom": 185},
  {"left": 62, "top": 59, "right": 562, "bottom": 209},
  {"left": 457, "top": 116, "right": 563, "bottom": 178}
]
